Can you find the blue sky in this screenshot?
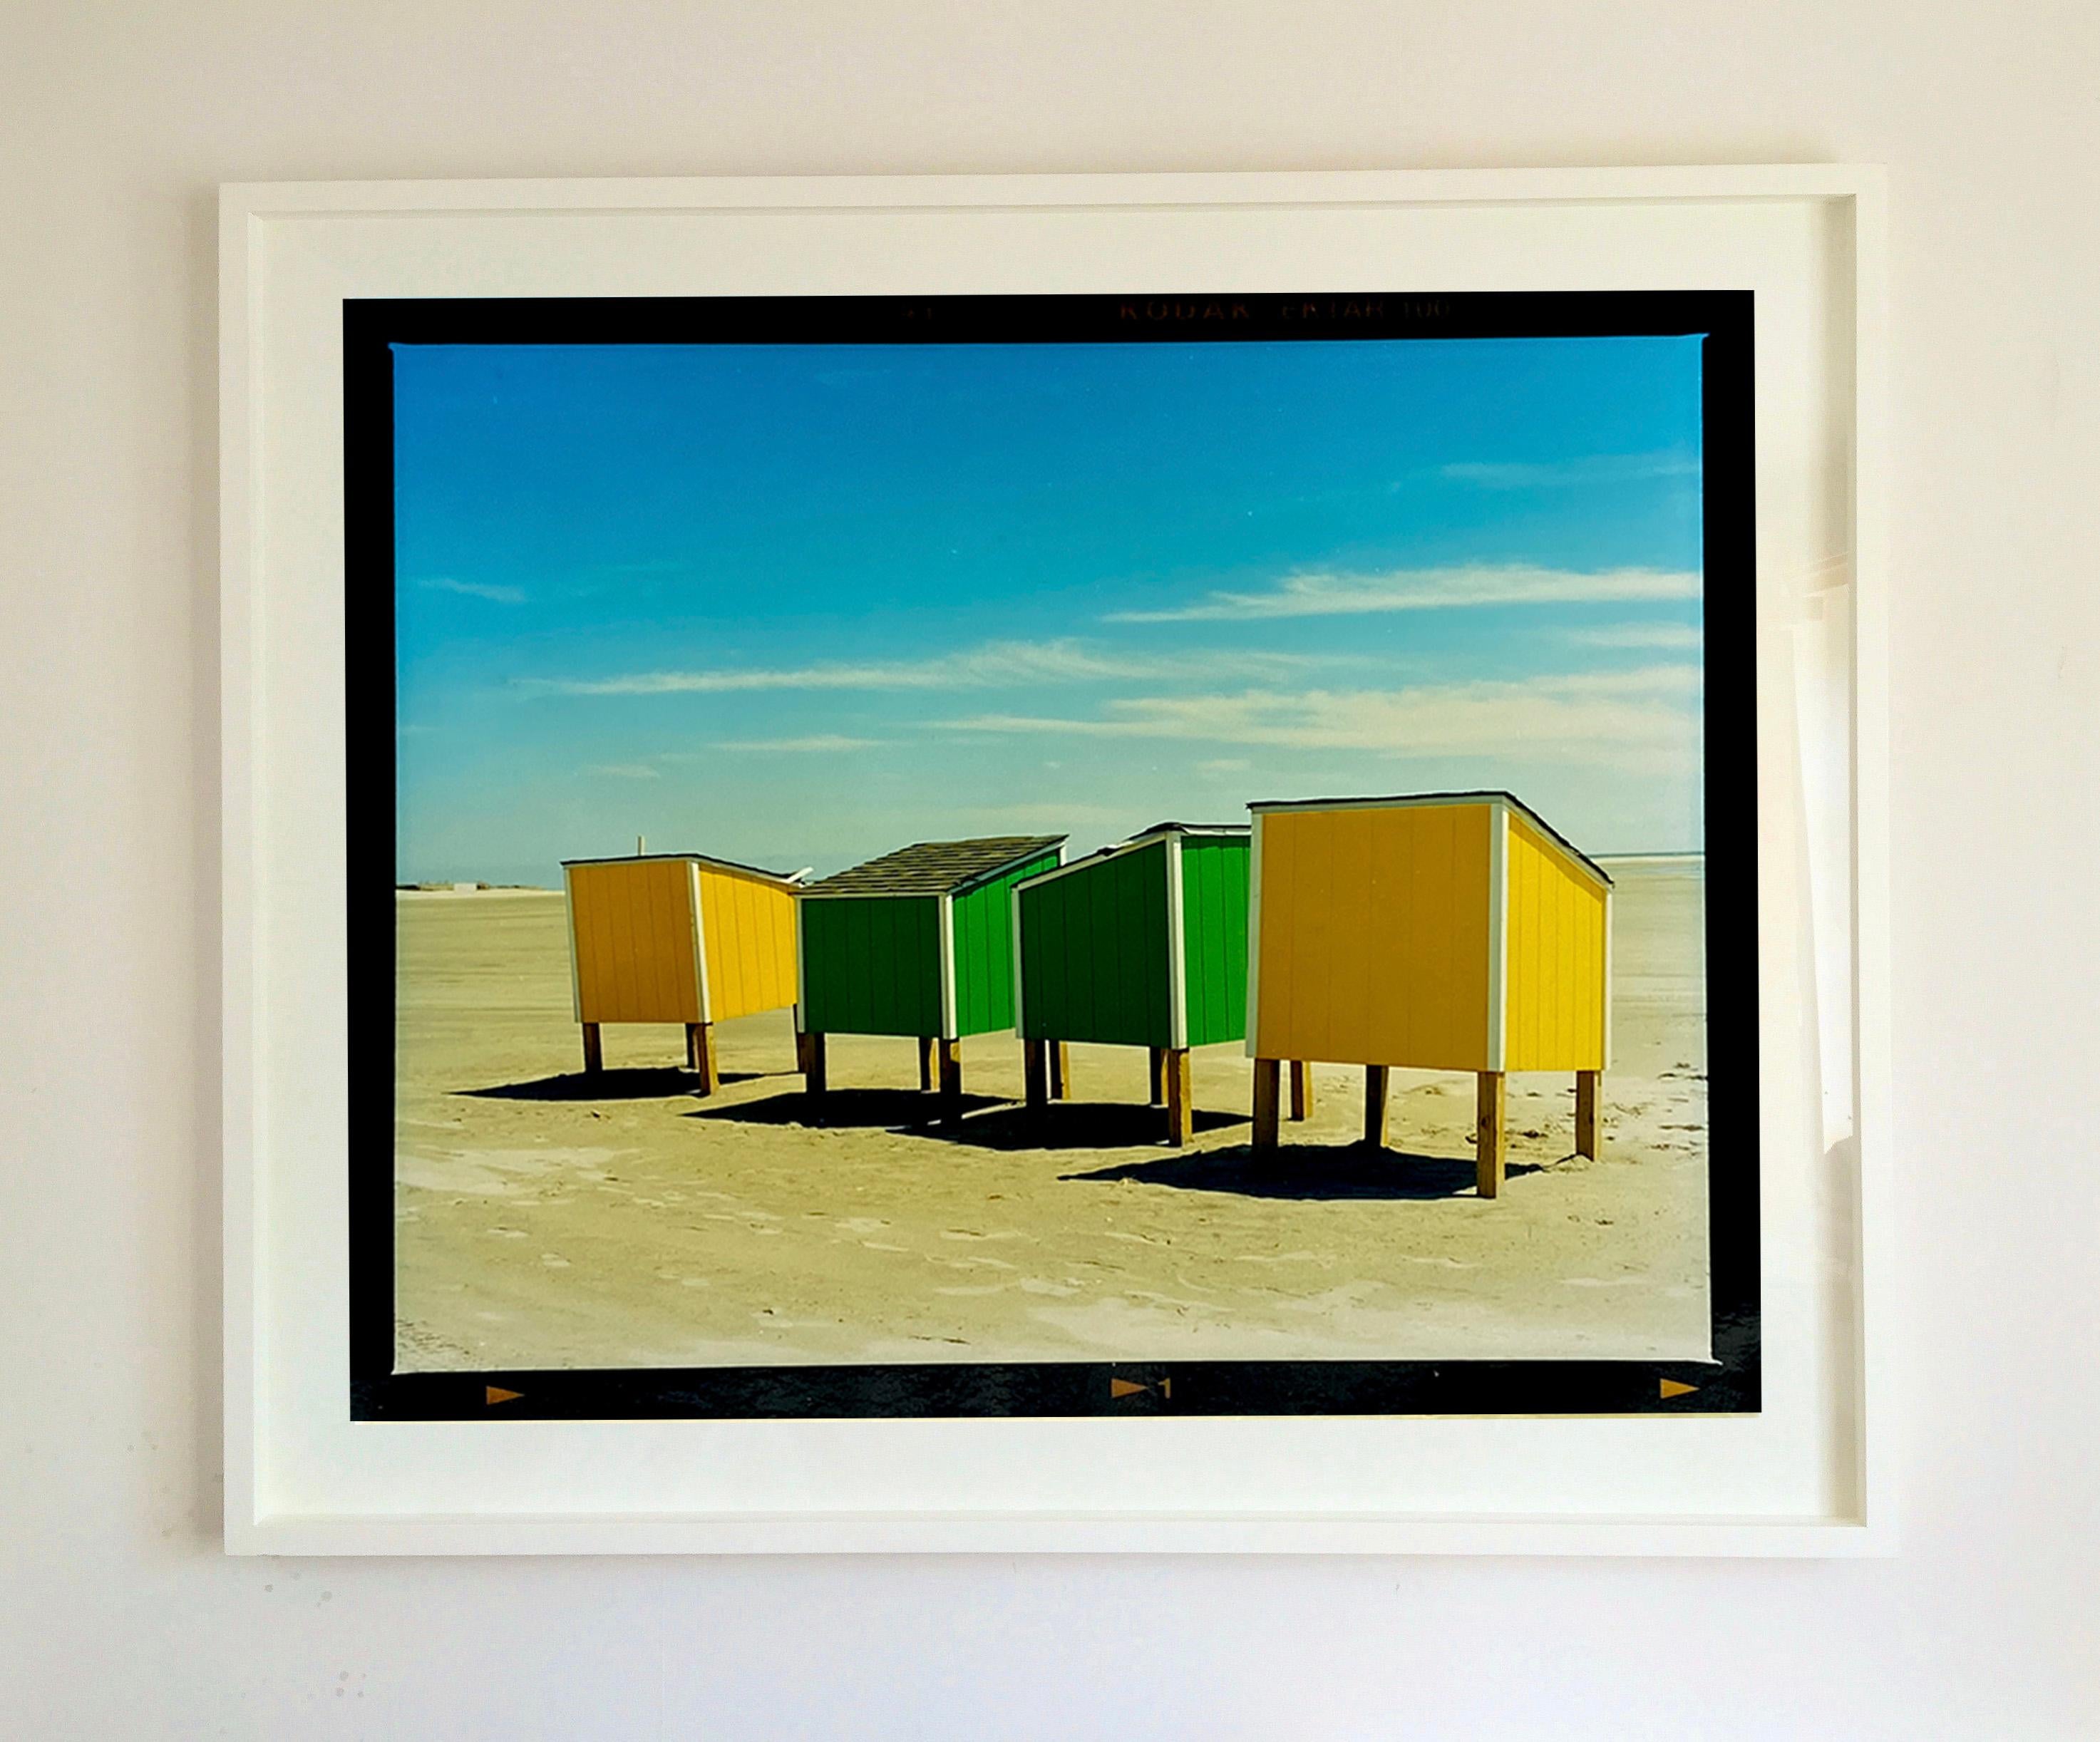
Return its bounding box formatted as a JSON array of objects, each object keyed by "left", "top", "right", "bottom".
[{"left": 394, "top": 336, "right": 1705, "bottom": 887}]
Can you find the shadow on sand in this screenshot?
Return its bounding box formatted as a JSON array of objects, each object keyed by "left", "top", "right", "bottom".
[
  {"left": 1061, "top": 1143, "right": 1553, "bottom": 1201},
  {"left": 684, "top": 1086, "right": 1007, "bottom": 1130},
  {"left": 933, "top": 1101, "right": 1246, "bottom": 1152},
  {"left": 458, "top": 1066, "right": 782, "bottom": 1101},
  {"left": 689, "top": 1090, "right": 1247, "bottom": 1150}
]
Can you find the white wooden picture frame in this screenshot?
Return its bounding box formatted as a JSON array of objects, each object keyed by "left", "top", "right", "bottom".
[{"left": 221, "top": 165, "right": 1889, "bottom": 1555}]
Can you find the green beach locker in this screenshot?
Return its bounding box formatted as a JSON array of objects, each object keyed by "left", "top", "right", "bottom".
[
  {"left": 1012, "top": 823, "right": 1250, "bottom": 1145},
  {"left": 796, "top": 835, "right": 1065, "bottom": 1115}
]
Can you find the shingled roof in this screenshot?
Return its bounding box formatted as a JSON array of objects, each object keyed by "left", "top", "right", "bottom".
[{"left": 798, "top": 835, "right": 1066, "bottom": 897}]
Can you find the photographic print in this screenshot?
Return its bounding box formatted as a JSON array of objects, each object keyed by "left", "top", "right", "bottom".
[{"left": 351, "top": 291, "right": 1756, "bottom": 1420}]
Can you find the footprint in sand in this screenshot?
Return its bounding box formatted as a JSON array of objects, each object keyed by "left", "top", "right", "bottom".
[
  {"left": 539, "top": 1253, "right": 570, "bottom": 1269},
  {"left": 836, "top": 1217, "right": 890, "bottom": 1235},
  {"left": 485, "top": 1227, "right": 528, "bottom": 1240}
]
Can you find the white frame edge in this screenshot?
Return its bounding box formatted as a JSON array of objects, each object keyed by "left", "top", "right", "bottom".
[
  {"left": 793, "top": 896, "right": 808, "bottom": 1018},
  {"left": 220, "top": 187, "right": 262, "bottom": 1555},
  {"left": 1846, "top": 166, "right": 1896, "bottom": 1555},
  {"left": 688, "top": 861, "right": 711, "bottom": 1025},
  {"left": 937, "top": 894, "right": 957, "bottom": 1041},
  {"left": 1009, "top": 886, "right": 1026, "bottom": 1038},
  {"left": 561, "top": 865, "right": 582, "bottom": 1024},
  {"left": 1242, "top": 813, "right": 1265, "bottom": 1060},
  {"left": 217, "top": 162, "right": 1881, "bottom": 220},
  {"left": 1601, "top": 885, "right": 1615, "bottom": 1075},
  {"left": 235, "top": 1510, "right": 1892, "bottom": 1559},
  {"left": 1165, "top": 835, "right": 1188, "bottom": 1051},
  {"left": 1487, "top": 800, "right": 1510, "bottom": 1074}
]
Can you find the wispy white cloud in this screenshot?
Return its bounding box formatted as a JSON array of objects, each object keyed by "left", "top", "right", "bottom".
[
  {"left": 938, "top": 666, "right": 1701, "bottom": 764},
  {"left": 1104, "top": 564, "right": 1700, "bottom": 624},
  {"left": 1198, "top": 758, "right": 1252, "bottom": 773},
  {"left": 1437, "top": 450, "right": 1701, "bottom": 490},
  {"left": 947, "top": 802, "right": 1130, "bottom": 830},
  {"left": 518, "top": 638, "right": 1318, "bottom": 697},
  {"left": 584, "top": 763, "right": 661, "bottom": 780},
  {"left": 418, "top": 576, "right": 525, "bottom": 604},
  {"left": 709, "top": 734, "right": 884, "bottom": 752},
  {"left": 1570, "top": 622, "right": 1704, "bottom": 650}
]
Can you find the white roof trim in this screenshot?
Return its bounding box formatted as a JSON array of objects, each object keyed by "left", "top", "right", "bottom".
[{"left": 560, "top": 851, "right": 803, "bottom": 888}]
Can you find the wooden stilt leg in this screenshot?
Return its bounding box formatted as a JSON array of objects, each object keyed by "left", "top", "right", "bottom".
[
  {"left": 938, "top": 1038, "right": 964, "bottom": 1124},
  {"left": 1164, "top": 1047, "right": 1193, "bottom": 1147},
  {"left": 1024, "top": 1038, "right": 1049, "bottom": 1113},
  {"left": 1575, "top": 1069, "right": 1602, "bottom": 1159},
  {"left": 804, "top": 1031, "right": 827, "bottom": 1096},
  {"left": 1476, "top": 1070, "right": 1506, "bottom": 1200},
  {"left": 1364, "top": 1065, "right": 1389, "bottom": 1150},
  {"left": 1148, "top": 1046, "right": 1168, "bottom": 1107},
  {"left": 687, "top": 1022, "right": 717, "bottom": 1096},
  {"left": 1252, "top": 1058, "right": 1281, "bottom": 1150},
  {"left": 581, "top": 1023, "right": 603, "bottom": 1075},
  {"left": 917, "top": 1035, "right": 937, "bottom": 1093},
  {"left": 1048, "top": 1041, "right": 1069, "bottom": 1101},
  {"left": 795, "top": 1027, "right": 814, "bottom": 1077},
  {"left": 1289, "top": 1059, "right": 1314, "bottom": 1122}
]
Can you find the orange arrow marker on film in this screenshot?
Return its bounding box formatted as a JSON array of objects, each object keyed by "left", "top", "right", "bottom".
[
  {"left": 1110, "top": 1377, "right": 1151, "bottom": 1399},
  {"left": 1659, "top": 1378, "right": 1698, "bottom": 1400},
  {"left": 485, "top": 1386, "right": 523, "bottom": 1406}
]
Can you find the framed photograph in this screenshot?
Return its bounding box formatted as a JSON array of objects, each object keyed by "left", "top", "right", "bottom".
[{"left": 222, "top": 166, "right": 1889, "bottom": 1554}]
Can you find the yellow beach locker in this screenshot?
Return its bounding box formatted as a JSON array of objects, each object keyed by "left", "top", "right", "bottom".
[
  {"left": 1245, "top": 793, "right": 1611, "bottom": 1196},
  {"left": 562, "top": 852, "right": 805, "bottom": 1092}
]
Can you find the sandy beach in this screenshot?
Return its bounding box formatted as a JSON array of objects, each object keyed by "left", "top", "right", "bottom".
[{"left": 393, "top": 862, "right": 1709, "bottom": 1369}]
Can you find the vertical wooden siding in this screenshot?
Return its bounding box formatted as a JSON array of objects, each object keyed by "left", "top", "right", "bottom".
[
  {"left": 1252, "top": 803, "right": 1493, "bottom": 1070},
  {"left": 952, "top": 850, "right": 1062, "bottom": 1037},
  {"left": 567, "top": 860, "right": 701, "bottom": 1024},
  {"left": 696, "top": 866, "right": 798, "bottom": 1022},
  {"left": 1178, "top": 835, "right": 1250, "bottom": 1048},
  {"left": 1501, "top": 815, "right": 1608, "bottom": 1071},
  {"left": 799, "top": 894, "right": 943, "bottom": 1036},
  {"left": 1016, "top": 843, "right": 1170, "bottom": 1046}
]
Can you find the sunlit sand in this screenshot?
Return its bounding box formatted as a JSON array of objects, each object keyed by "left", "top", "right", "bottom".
[{"left": 393, "top": 862, "right": 1709, "bottom": 1369}]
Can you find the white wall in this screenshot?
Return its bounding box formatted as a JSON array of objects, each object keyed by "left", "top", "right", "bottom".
[{"left": 3, "top": 3, "right": 2096, "bottom": 1734}]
